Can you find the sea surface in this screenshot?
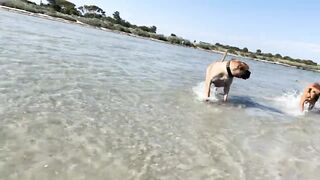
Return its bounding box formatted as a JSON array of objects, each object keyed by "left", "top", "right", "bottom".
[{"left": 1, "top": 9, "right": 320, "bottom": 180}]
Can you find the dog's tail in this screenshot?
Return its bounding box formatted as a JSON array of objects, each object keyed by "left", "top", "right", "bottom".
[{"left": 220, "top": 50, "right": 228, "bottom": 62}]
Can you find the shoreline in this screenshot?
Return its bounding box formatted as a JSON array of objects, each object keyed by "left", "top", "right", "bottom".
[{"left": 1, "top": 5, "right": 318, "bottom": 72}]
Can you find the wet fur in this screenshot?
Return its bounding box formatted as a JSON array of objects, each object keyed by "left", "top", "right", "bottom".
[
  {"left": 204, "top": 59, "right": 250, "bottom": 102},
  {"left": 300, "top": 83, "right": 320, "bottom": 111}
]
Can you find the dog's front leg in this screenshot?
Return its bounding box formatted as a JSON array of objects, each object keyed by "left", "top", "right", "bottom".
[
  {"left": 223, "top": 84, "right": 231, "bottom": 102},
  {"left": 223, "top": 78, "right": 233, "bottom": 102},
  {"left": 300, "top": 99, "right": 306, "bottom": 112},
  {"left": 308, "top": 102, "right": 315, "bottom": 111}
]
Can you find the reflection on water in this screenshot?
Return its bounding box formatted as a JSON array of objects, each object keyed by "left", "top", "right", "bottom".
[{"left": 1, "top": 9, "right": 320, "bottom": 180}]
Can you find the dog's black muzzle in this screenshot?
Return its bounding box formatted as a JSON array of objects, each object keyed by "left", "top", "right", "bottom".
[{"left": 241, "top": 70, "right": 251, "bottom": 79}]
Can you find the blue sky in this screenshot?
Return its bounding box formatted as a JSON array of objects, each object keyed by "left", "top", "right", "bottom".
[{"left": 32, "top": 0, "right": 320, "bottom": 62}]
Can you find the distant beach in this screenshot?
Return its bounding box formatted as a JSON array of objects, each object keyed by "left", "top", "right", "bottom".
[{"left": 1, "top": 4, "right": 319, "bottom": 72}]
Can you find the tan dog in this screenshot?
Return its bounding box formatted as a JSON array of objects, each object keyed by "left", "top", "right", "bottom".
[
  {"left": 204, "top": 56, "right": 251, "bottom": 102},
  {"left": 300, "top": 83, "right": 320, "bottom": 111}
]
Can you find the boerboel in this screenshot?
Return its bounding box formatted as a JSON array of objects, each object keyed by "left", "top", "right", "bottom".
[{"left": 204, "top": 56, "right": 251, "bottom": 102}]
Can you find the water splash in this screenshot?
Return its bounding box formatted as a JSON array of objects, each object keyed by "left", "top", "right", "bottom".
[
  {"left": 269, "top": 90, "right": 305, "bottom": 116},
  {"left": 193, "top": 83, "right": 310, "bottom": 117},
  {"left": 192, "top": 81, "right": 219, "bottom": 102}
]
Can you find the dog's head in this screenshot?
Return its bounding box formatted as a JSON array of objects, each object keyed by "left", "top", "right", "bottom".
[
  {"left": 307, "top": 84, "right": 320, "bottom": 101},
  {"left": 230, "top": 60, "right": 251, "bottom": 79}
]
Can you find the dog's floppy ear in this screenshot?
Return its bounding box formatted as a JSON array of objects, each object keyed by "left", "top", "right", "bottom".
[
  {"left": 236, "top": 62, "right": 248, "bottom": 70},
  {"left": 236, "top": 64, "right": 245, "bottom": 70}
]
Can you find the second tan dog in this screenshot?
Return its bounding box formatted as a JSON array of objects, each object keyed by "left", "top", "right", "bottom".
[
  {"left": 204, "top": 58, "right": 251, "bottom": 102},
  {"left": 300, "top": 83, "right": 320, "bottom": 112}
]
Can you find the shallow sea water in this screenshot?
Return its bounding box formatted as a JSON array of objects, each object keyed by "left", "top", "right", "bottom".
[{"left": 1, "top": 9, "right": 320, "bottom": 180}]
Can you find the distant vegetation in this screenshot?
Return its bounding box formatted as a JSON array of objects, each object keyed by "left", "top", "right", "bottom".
[{"left": 1, "top": 0, "right": 319, "bottom": 71}]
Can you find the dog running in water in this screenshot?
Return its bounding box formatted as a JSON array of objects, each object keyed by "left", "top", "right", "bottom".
[
  {"left": 300, "top": 83, "right": 320, "bottom": 112},
  {"left": 204, "top": 52, "right": 251, "bottom": 102}
]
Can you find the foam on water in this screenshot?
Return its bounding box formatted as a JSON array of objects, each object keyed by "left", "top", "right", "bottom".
[
  {"left": 193, "top": 82, "right": 320, "bottom": 117},
  {"left": 269, "top": 90, "right": 308, "bottom": 117},
  {"left": 192, "top": 82, "right": 277, "bottom": 117},
  {"left": 270, "top": 90, "right": 303, "bottom": 116}
]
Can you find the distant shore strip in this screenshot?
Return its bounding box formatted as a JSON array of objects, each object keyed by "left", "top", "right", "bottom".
[{"left": 1, "top": 1, "right": 319, "bottom": 72}]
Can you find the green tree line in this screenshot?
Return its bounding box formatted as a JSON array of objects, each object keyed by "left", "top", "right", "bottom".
[{"left": 1, "top": 0, "right": 318, "bottom": 68}]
